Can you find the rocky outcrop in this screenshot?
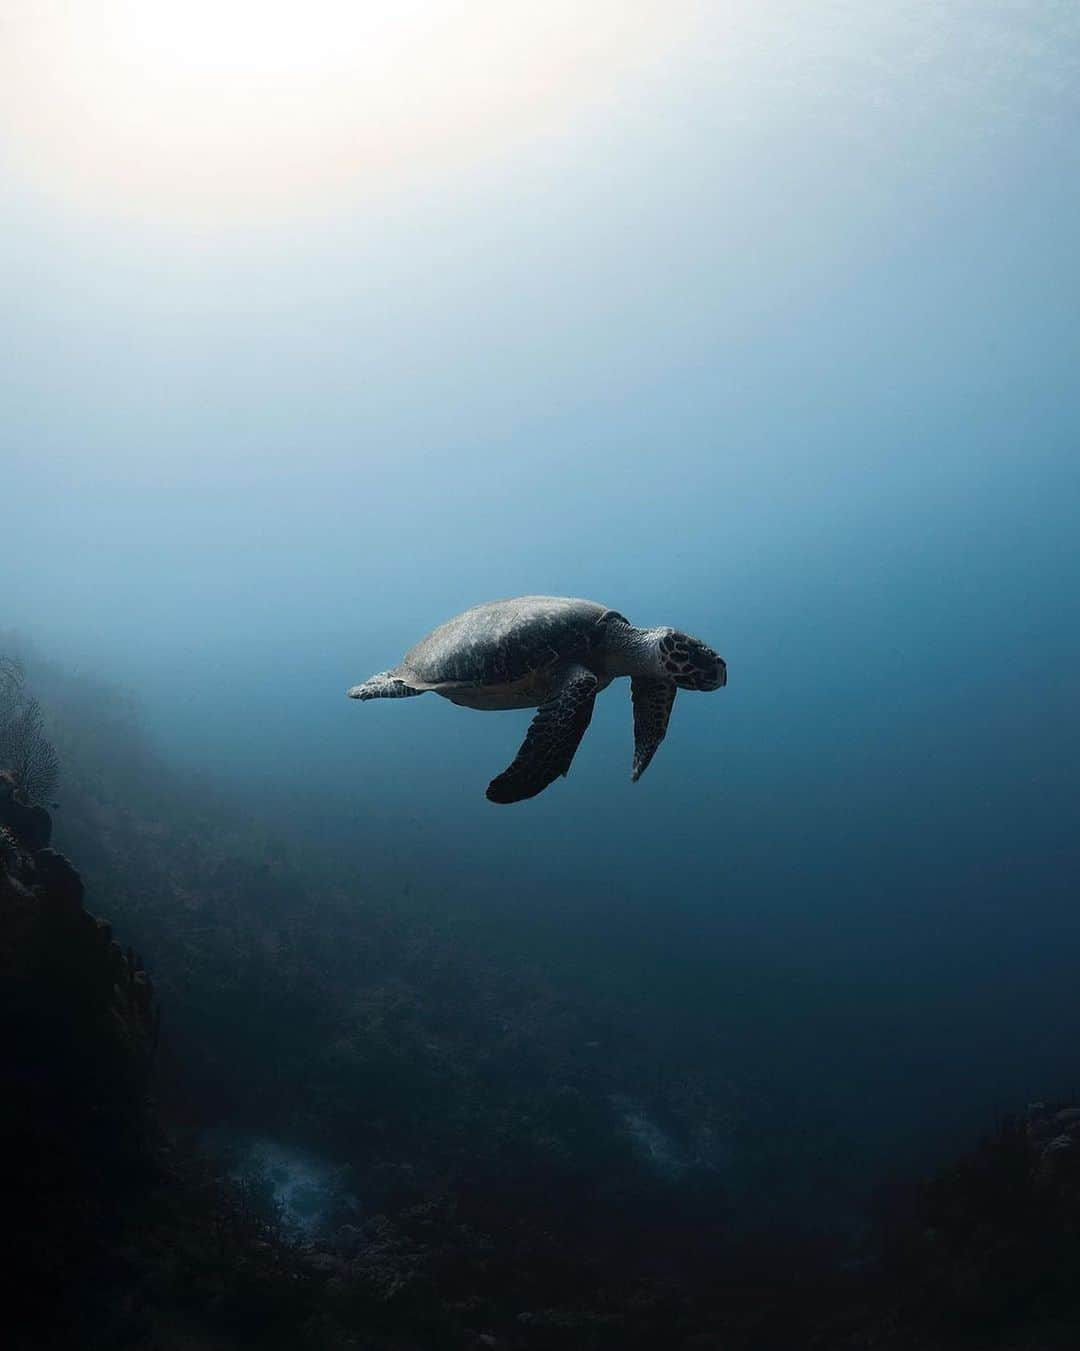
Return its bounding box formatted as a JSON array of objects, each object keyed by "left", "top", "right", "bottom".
[
  {"left": 1028, "top": 1101, "right": 1080, "bottom": 1203},
  {"left": 1, "top": 779, "right": 161, "bottom": 1348},
  {"left": 0, "top": 776, "right": 158, "bottom": 1051}
]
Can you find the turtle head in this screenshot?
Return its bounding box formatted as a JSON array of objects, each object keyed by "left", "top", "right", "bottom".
[{"left": 656, "top": 629, "right": 727, "bottom": 691}]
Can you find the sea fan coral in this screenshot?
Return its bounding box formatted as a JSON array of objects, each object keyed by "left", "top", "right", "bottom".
[{"left": 0, "top": 659, "right": 60, "bottom": 807}]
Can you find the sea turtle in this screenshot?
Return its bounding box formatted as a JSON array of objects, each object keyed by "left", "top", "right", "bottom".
[{"left": 347, "top": 596, "right": 726, "bottom": 804}]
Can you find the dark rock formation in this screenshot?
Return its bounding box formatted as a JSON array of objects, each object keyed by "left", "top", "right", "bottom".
[{"left": 0, "top": 793, "right": 161, "bottom": 1349}]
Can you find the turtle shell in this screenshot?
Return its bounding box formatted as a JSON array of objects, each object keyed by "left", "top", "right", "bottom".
[{"left": 400, "top": 596, "right": 619, "bottom": 688}]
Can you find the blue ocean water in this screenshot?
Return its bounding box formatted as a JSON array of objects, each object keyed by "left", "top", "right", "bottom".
[{"left": 4, "top": 3, "right": 1079, "bottom": 1210}]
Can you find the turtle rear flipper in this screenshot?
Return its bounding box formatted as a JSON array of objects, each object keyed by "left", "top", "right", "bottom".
[
  {"left": 486, "top": 664, "right": 599, "bottom": 804},
  {"left": 347, "top": 671, "right": 424, "bottom": 700}
]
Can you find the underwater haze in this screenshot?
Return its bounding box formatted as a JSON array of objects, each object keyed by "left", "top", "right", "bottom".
[{"left": 5, "top": 1, "right": 1080, "bottom": 1205}]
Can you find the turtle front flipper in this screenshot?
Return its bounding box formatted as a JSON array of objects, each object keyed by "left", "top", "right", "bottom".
[
  {"left": 630, "top": 677, "right": 676, "bottom": 782},
  {"left": 486, "top": 663, "right": 599, "bottom": 804}
]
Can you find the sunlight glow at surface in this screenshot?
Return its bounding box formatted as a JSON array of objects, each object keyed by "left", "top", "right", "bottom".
[
  {"left": 122, "top": 0, "right": 440, "bottom": 75},
  {"left": 1, "top": 1, "right": 689, "bottom": 222}
]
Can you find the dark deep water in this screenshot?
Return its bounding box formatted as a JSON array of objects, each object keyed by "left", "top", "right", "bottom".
[
  {"left": 12, "top": 451, "right": 1077, "bottom": 1211},
  {"left": 3, "top": 4, "right": 1080, "bottom": 1345}
]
